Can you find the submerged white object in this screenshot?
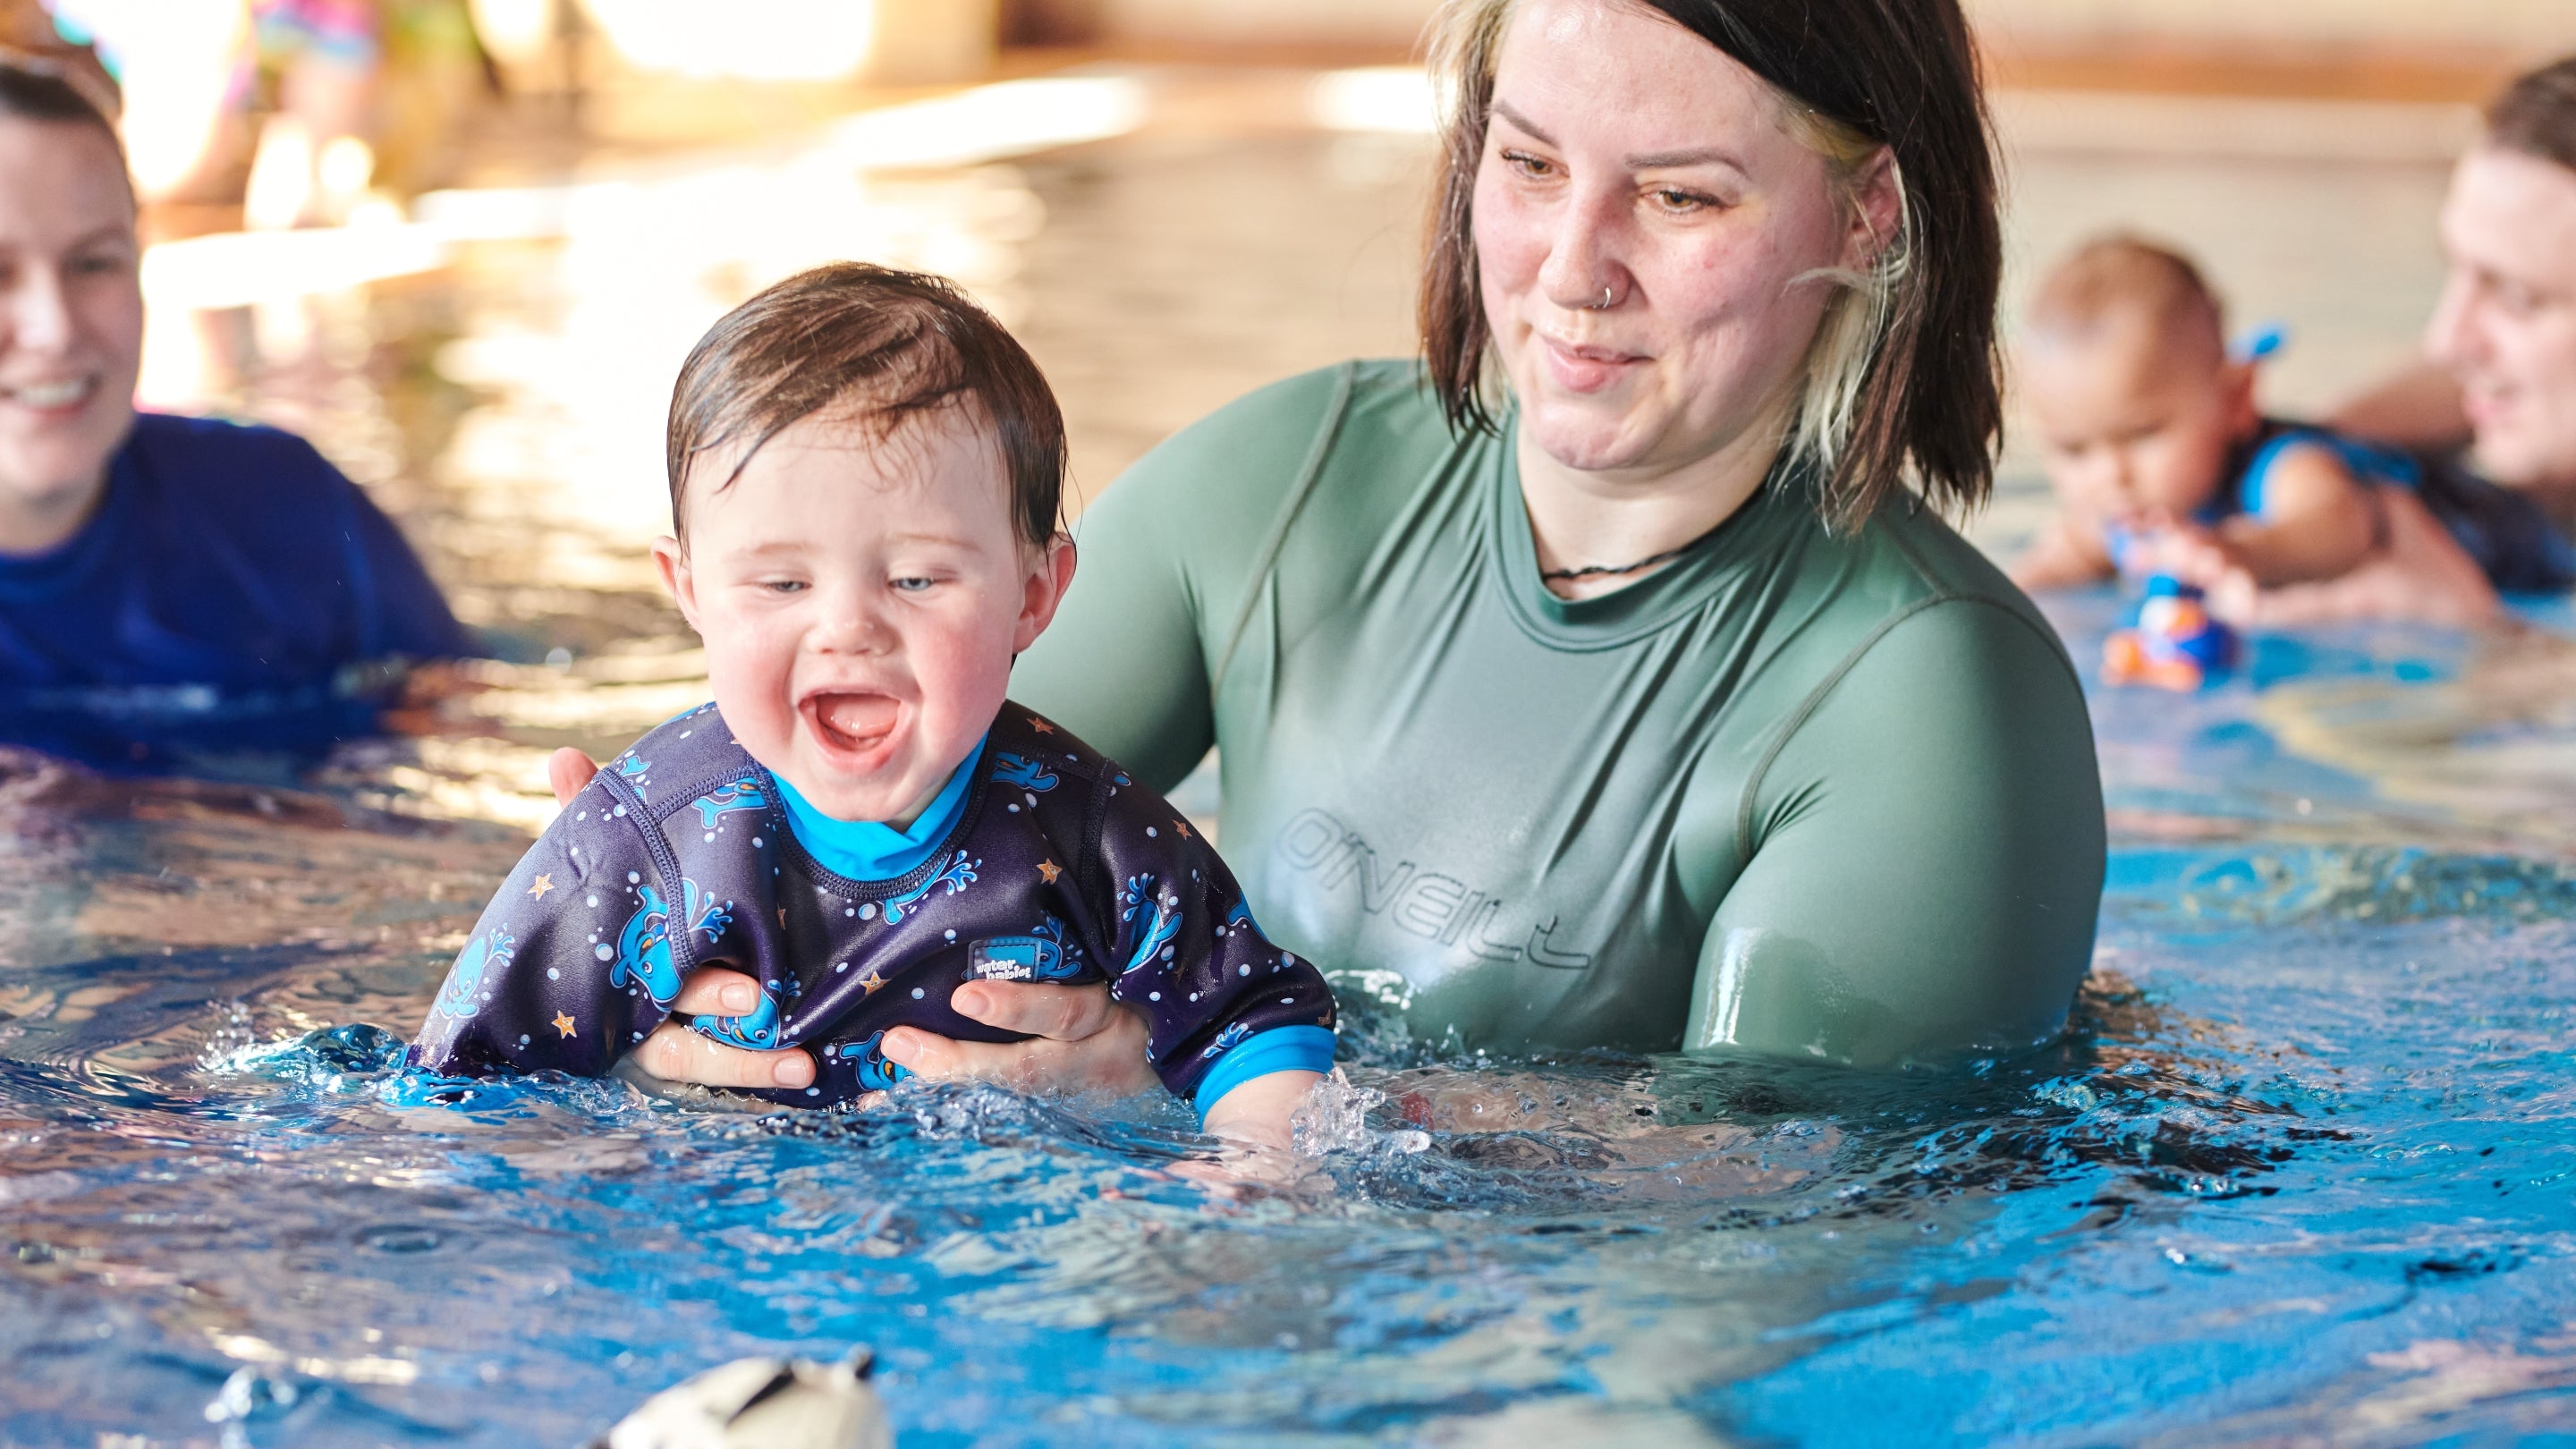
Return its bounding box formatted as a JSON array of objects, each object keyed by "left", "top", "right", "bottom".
[{"left": 595, "top": 1351, "right": 891, "bottom": 1449}]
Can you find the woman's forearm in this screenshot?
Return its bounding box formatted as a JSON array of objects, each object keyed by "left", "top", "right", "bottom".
[{"left": 2327, "top": 361, "right": 2470, "bottom": 453}]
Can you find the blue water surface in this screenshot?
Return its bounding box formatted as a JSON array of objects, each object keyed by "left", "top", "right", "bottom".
[{"left": 2, "top": 597, "right": 2573, "bottom": 1447}]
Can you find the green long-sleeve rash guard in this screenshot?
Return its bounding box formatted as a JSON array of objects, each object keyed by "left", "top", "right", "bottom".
[{"left": 1013, "top": 360, "right": 2106, "bottom": 1068}]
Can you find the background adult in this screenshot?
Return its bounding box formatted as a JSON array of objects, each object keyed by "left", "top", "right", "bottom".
[
  {"left": 2243, "top": 56, "right": 2576, "bottom": 625},
  {"left": 614, "top": 0, "right": 2106, "bottom": 1097},
  {"left": 0, "top": 60, "right": 469, "bottom": 767}
]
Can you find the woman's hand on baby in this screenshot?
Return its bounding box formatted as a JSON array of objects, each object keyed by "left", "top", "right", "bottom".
[
  {"left": 543, "top": 747, "right": 1160, "bottom": 1099},
  {"left": 2226, "top": 489, "right": 2503, "bottom": 628},
  {"left": 878, "top": 983, "right": 1161, "bottom": 1097},
  {"left": 545, "top": 747, "right": 816, "bottom": 1089},
  {"left": 625, "top": 971, "right": 1162, "bottom": 1096},
  {"left": 634, "top": 976, "right": 821, "bottom": 1089},
  {"left": 622, "top": 973, "right": 1161, "bottom": 1095},
  {"left": 547, "top": 746, "right": 604, "bottom": 809}
]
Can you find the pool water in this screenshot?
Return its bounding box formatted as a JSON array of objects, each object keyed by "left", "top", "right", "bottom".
[{"left": 5, "top": 71, "right": 2574, "bottom": 1446}]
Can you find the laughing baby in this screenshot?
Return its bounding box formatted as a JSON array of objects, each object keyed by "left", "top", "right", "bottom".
[{"left": 410, "top": 264, "right": 1336, "bottom": 1140}]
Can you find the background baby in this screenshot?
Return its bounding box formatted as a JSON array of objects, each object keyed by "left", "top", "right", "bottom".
[
  {"left": 2011, "top": 235, "right": 2419, "bottom": 608},
  {"left": 411, "top": 263, "right": 1335, "bottom": 1146}
]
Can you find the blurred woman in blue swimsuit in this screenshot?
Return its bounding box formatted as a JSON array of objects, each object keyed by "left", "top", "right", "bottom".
[{"left": 0, "top": 59, "right": 468, "bottom": 767}]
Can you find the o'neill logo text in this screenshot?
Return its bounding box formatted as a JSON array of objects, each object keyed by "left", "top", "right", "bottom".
[{"left": 1273, "top": 809, "right": 1591, "bottom": 969}]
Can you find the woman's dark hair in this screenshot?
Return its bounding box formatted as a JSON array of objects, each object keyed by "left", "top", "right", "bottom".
[
  {"left": 666, "top": 263, "right": 1068, "bottom": 550},
  {"left": 1419, "top": 0, "right": 2004, "bottom": 528},
  {"left": 2487, "top": 55, "right": 2576, "bottom": 174},
  {"left": 0, "top": 55, "right": 126, "bottom": 169}
]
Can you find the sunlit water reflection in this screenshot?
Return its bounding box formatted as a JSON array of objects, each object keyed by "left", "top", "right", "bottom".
[{"left": 4, "top": 72, "right": 2573, "bottom": 1445}]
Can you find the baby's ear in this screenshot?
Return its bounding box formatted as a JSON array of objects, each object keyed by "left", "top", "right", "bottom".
[
  {"left": 1013, "top": 531, "right": 1079, "bottom": 654},
  {"left": 653, "top": 535, "right": 700, "bottom": 630},
  {"left": 2217, "top": 359, "right": 2263, "bottom": 430}
]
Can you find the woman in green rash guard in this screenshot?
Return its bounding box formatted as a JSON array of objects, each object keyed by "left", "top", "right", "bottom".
[{"left": 597, "top": 0, "right": 2106, "bottom": 1097}]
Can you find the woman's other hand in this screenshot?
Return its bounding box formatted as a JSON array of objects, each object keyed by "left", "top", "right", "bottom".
[
  {"left": 2232, "top": 489, "right": 2502, "bottom": 627},
  {"left": 543, "top": 745, "right": 1158, "bottom": 1099},
  {"left": 878, "top": 982, "right": 1159, "bottom": 1097},
  {"left": 547, "top": 746, "right": 603, "bottom": 811}
]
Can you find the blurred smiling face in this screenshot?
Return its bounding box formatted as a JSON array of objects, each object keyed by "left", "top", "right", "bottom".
[
  {"left": 0, "top": 115, "right": 141, "bottom": 551},
  {"left": 2428, "top": 146, "right": 2576, "bottom": 489},
  {"left": 657, "top": 403, "right": 1063, "bottom": 826}
]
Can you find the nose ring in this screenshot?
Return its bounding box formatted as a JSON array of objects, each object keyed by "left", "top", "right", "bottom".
[{"left": 1593, "top": 284, "right": 1615, "bottom": 310}]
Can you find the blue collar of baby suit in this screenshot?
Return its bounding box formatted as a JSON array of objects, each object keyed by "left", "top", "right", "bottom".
[{"left": 771, "top": 734, "right": 987, "bottom": 883}]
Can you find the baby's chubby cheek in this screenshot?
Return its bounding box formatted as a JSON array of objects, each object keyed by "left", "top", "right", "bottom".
[
  {"left": 694, "top": 624, "right": 805, "bottom": 768},
  {"left": 903, "top": 643, "right": 1013, "bottom": 758}
]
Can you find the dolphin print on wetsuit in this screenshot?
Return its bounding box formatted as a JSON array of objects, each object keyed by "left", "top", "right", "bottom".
[{"left": 610, "top": 879, "right": 732, "bottom": 1007}]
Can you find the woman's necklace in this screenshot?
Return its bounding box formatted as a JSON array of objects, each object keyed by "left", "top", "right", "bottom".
[{"left": 1538, "top": 514, "right": 1734, "bottom": 583}]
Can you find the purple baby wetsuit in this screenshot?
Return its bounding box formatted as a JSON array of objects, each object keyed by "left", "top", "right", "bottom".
[{"left": 409, "top": 701, "right": 1339, "bottom": 1111}]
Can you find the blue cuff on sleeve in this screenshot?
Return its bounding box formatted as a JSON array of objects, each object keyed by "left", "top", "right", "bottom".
[{"left": 1191, "top": 1025, "right": 1338, "bottom": 1122}]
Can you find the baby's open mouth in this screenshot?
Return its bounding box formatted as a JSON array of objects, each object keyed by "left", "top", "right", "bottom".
[{"left": 802, "top": 691, "right": 902, "bottom": 757}]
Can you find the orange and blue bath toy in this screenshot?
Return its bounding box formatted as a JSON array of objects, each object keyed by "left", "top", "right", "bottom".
[{"left": 2102, "top": 576, "right": 2237, "bottom": 691}]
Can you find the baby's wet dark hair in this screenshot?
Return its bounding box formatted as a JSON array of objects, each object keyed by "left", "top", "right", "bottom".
[{"left": 665, "top": 263, "right": 1066, "bottom": 549}]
